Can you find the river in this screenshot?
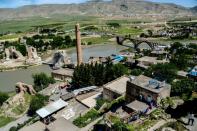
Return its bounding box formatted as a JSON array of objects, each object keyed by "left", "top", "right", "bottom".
[{"left": 0, "top": 44, "right": 127, "bottom": 92}]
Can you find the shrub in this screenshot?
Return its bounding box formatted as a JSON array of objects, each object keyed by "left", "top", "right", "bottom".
[
  {"left": 28, "top": 94, "right": 49, "bottom": 116},
  {"left": 32, "top": 72, "right": 55, "bottom": 91},
  {"left": 0, "top": 92, "right": 9, "bottom": 106},
  {"left": 73, "top": 109, "right": 100, "bottom": 128}
]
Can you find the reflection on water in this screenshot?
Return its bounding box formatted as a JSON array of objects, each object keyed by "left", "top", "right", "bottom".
[{"left": 0, "top": 44, "right": 127, "bottom": 92}]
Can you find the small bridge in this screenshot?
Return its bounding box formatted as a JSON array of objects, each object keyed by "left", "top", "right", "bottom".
[{"left": 116, "top": 36, "right": 159, "bottom": 50}]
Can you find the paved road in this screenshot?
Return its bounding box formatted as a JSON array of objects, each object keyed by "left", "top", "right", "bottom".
[
  {"left": 0, "top": 115, "right": 31, "bottom": 131},
  {"left": 185, "top": 118, "right": 197, "bottom": 131}
]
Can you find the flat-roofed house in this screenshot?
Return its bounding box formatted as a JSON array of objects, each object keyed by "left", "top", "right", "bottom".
[
  {"left": 51, "top": 68, "right": 74, "bottom": 81},
  {"left": 126, "top": 75, "right": 171, "bottom": 106},
  {"left": 103, "top": 76, "right": 130, "bottom": 101}
]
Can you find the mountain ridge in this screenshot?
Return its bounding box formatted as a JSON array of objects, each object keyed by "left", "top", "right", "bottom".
[{"left": 0, "top": 0, "right": 196, "bottom": 20}]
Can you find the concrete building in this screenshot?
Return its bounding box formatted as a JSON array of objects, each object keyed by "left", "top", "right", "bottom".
[
  {"left": 103, "top": 76, "right": 130, "bottom": 101},
  {"left": 51, "top": 68, "right": 74, "bottom": 81},
  {"left": 126, "top": 75, "right": 171, "bottom": 105}
]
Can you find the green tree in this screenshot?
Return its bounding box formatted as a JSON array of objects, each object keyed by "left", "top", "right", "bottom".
[
  {"left": 28, "top": 94, "right": 49, "bottom": 116},
  {"left": 144, "top": 63, "right": 178, "bottom": 83},
  {"left": 107, "top": 22, "right": 121, "bottom": 28},
  {"left": 171, "top": 79, "right": 196, "bottom": 100},
  {"left": 9, "top": 126, "right": 17, "bottom": 131},
  {"left": 169, "top": 42, "right": 183, "bottom": 54},
  {"left": 72, "top": 63, "right": 128, "bottom": 87},
  {"left": 130, "top": 69, "right": 143, "bottom": 76},
  {"left": 15, "top": 44, "right": 27, "bottom": 56},
  {"left": 32, "top": 73, "right": 55, "bottom": 91},
  {"left": 112, "top": 121, "right": 129, "bottom": 131},
  {"left": 0, "top": 92, "right": 9, "bottom": 106},
  {"left": 51, "top": 36, "right": 64, "bottom": 48}
]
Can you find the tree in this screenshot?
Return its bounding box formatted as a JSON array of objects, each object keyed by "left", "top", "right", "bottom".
[
  {"left": 9, "top": 126, "right": 17, "bottom": 131},
  {"left": 0, "top": 92, "right": 9, "bottom": 106},
  {"left": 144, "top": 63, "right": 178, "bottom": 83},
  {"left": 170, "top": 54, "right": 188, "bottom": 70},
  {"left": 15, "top": 44, "right": 27, "bottom": 56},
  {"left": 28, "top": 94, "right": 49, "bottom": 116},
  {"left": 72, "top": 63, "right": 128, "bottom": 88},
  {"left": 65, "top": 35, "right": 72, "bottom": 45},
  {"left": 147, "top": 30, "right": 153, "bottom": 37},
  {"left": 51, "top": 36, "right": 64, "bottom": 48},
  {"left": 112, "top": 121, "right": 131, "bottom": 131},
  {"left": 171, "top": 79, "right": 196, "bottom": 100},
  {"left": 130, "top": 69, "right": 143, "bottom": 76},
  {"left": 32, "top": 73, "right": 55, "bottom": 91},
  {"left": 107, "top": 22, "right": 121, "bottom": 28},
  {"left": 169, "top": 42, "right": 183, "bottom": 54}
]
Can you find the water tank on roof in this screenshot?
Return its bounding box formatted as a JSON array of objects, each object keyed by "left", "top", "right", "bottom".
[{"left": 129, "top": 76, "right": 135, "bottom": 81}]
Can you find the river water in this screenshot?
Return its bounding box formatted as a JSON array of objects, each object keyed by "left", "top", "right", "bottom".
[{"left": 0, "top": 44, "right": 127, "bottom": 92}]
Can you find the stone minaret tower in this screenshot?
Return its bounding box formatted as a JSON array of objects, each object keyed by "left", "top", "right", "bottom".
[{"left": 75, "top": 23, "right": 83, "bottom": 65}]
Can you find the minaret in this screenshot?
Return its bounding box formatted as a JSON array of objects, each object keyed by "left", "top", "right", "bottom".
[{"left": 75, "top": 23, "right": 83, "bottom": 65}]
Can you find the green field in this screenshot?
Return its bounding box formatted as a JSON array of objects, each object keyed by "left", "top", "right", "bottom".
[
  {"left": 0, "top": 116, "right": 14, "bottom": 127},
  {"left": 0, "top": 15, "right": 99, "bottom": 34}
]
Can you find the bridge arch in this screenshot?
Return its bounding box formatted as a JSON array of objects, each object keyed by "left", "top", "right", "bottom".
[{"left": 116, "top": 36, "right": 158, "bottom": 50}]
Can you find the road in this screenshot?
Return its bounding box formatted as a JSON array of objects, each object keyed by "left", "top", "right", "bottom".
[
  {"left": 0, "top": 115, "right": 31, "bottom": 131},
  {"left": 185, "top": 118, "right": 197, "bottom": 131}
]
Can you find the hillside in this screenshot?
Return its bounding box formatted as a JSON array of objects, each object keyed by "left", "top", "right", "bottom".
[{"left": 0, "top": 0, "right": 196, "bottom": 21}]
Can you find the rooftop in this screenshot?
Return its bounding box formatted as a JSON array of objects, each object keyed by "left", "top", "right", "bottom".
[
  {"left": 130, "top": 75, "right": 171, "bottom": 94},
  {"left": 36, "top": 99, "right": 68, "bottom": 118},
  {"left": 137, "top": 56, "right": 168, "bottom": 63},
  {"left": 80, "top": 92, "right": 102, "bottom": 108},
  {"left": 126, "top": 100, "right": 149, "bottom": 112},
  {"left": 104, "top": 76, "right": 130, "bottom": 95},
  {"left": 52, "top": 68, "right": 74, "bottom": 77}
]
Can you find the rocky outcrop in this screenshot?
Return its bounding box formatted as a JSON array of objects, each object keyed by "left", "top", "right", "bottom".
[{"left": 15, "top": 82, "right": 36, "bottom": 95}]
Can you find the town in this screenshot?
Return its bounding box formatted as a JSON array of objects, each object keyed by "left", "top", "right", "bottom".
[{"left": 0, "top": 0, "right": 196, "bottom": 131}]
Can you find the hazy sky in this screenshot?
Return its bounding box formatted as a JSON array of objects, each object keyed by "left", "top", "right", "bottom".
[{"left": 0, "top": 0, "right": 196, "bottom": 8}]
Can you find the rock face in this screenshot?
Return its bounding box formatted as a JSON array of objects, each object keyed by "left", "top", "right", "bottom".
[
  {"left": 49, "top": 50, "right": 72, "bottom": 69},
  {"left": 4, "top": 46, "right": 25, "bottom": 61},
  {"left": 0, "top": 0, "right": 195, "bottom": 20},
  {"left": 15, "top": 82, "right": 36, "bottom": 95},
  {"left": 26, "top": 46, "right": 42, "bottom": 65}
]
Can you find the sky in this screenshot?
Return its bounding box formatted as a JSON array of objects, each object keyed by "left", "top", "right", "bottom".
[{"left": 0, "top": 0, "right": 196, "bottom": 8}]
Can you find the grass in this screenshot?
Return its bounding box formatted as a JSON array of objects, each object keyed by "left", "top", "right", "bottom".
[
  {"left": 115, "top": 27, "right": 143, "bottom": 35},
  {"left": 82, "top": 36, "right": 112, "bottom": 44},
  {"left": 12, "top": 104, "right": 26, "bottom": 115},
  {"left": 0, "top": 33, "right": 23, "bottom": 40},
  {"left": 156, "top": 121, "right": 188, "bottom": 131},
  {"left": 73, "top": 108, "right": 100, "bottom": 128},
  {"left": 133, "top": 119, "right": 158, "bottom": 131},
  {"left": 0, "top": 116, "right": 14, "bottom": 127},
  {"left": 0, "top": 15, "right": 98, "bottom": 34}
]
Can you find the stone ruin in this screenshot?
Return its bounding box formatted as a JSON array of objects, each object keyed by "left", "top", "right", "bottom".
[
  {"left": 15, "top": 82, "right": 36, "bottom": 95},
  {"left": 1, "top": 82, "right": 36, "bottom": 116},
  {"left": 25, "top": 46, "right": 42, "bottom": 65},
  {"left": 49, "top": 50, "right": 72, "bottom": 69},
  {"left": 4, "top": 46, "right": 25, "bottom": 61}
]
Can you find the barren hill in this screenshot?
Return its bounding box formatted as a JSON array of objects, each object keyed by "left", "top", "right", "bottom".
[{"left": 0, "top": 0, "right": 196, "bottom": 20}]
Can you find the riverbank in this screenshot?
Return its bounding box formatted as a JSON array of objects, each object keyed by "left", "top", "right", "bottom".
[{"left": 0, "top": 63, "right": 43, "bottom": 72}]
